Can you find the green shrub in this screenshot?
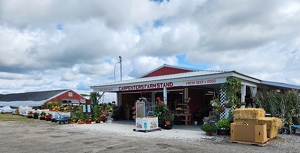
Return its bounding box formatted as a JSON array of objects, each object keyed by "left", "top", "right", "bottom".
[
  {"left": 201, "top": 123, "right": 217, "bottom": 133},
  {"left": 216, "top": 118, "right": 230, "bottom": 129}
]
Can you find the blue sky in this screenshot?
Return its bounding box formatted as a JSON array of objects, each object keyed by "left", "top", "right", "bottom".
[{"left": 0, "top": 0, "right": 300, "bottom": 102}]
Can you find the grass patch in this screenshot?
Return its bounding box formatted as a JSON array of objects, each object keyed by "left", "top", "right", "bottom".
[
  {"left": 0, "top": 113, "right": 25, "bottom": 121},
  {"left": 0, "top": 114, "right": 59, "bottom": 126},
  {"left": 272, "top": 136, "right": 285, "bottom": 141},
  {"left": 0, "top": 113, "right": 39, "bottom": 123}
]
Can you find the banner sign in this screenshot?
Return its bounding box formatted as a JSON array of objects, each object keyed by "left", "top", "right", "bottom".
[
  {"left": 182, "top": 78, "right": 226, "bottom": 86},
  {"left": 95, "top": 78, "right": 226, "bottom": 92},
  {"left": 119, "top": 82, "right": 174, "bottom": 91},
  {"left": 185, "top": 78, "right": 217, "bottom": 85}
]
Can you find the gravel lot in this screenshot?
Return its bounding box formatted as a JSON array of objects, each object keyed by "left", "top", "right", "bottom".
[{"left": 0, "top": 120, "right": 300, "bottom": 153}]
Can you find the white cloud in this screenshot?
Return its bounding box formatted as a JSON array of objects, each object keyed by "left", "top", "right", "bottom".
[{"left": 0, "top": 0, "right": 300, "bottom": 96}]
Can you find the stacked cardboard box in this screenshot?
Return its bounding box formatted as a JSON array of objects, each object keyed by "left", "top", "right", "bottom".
[
  {"left": 232, "top": 108, "right": 282, "bottom": 140},
  {"left": 230, "top": 122, "right": 268, "bottom": 143}
]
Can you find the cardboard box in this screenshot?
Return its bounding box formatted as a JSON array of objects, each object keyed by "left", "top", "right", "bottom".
[{"left": 230, "top": 122, "right": 268, "bottom": 143}]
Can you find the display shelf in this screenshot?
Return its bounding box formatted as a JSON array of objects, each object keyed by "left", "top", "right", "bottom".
[
  {"left": 174, "top": 114, "right": 191, "bottom": 125},
  {"left": 174, "top": 99, "right": 191, "bottom": 125}
]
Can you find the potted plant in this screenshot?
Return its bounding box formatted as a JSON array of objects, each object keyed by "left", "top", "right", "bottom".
[
  {"left": 194, "top": 108, "right": 209, "bottom": 125},
  {"left": 27, "top": 111, "right": 33, "bottom": 118},
  {"left": 163, "top": 110, "right": 174, "bottom": 126},
  {"left": 86, "top": 117, "right": 92, "bottom": 124},
  {"left": 40, "top": 111, "right": 46, "bottom": 120},
  {"left": 153, "top": 102, "right": 168, "bottom": 127},
  {"left": 77, "top": 118, "right": 85, "bottom": 124},
  {"left": 100, "top": 115, "right": 107, "bottom": 123},
  {"left": 200, "top": 123, "right": 217, "bottom": 136},
  {"left": 94, "top": 117, "right": 100, "bottom": 123},
  {"left": 45, "top": 113, "right": 52, "bottom": 121},
  {"left": 70, "top": 117, "right": 76, "bottom": 124},
  {"left": 224, "top": 103, "right": 232, "bottom": 108},
  {"left": 33, "top": 111, "right": 39, "bottom": 119},
  {"left": 216, "top": 118, "right": 230, "bottom": 135},
  {"left": 85, "top": 114, "right": 92, "bottom": 124}
]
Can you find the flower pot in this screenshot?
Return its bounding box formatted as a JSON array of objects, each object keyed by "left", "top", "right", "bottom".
[
  {"left": 85, "top": 121, "right": 92, "bottom": 124},
  {"left": 78, "top": 121, "right": 85, "bottom": 124},
  {"left": 46, "top": 118, "right": 51, "bottom": 121},
  {"left": 40, "top": 116, "right": 45, "bottom": 120},
  {"left": 224, "top": 103, "right": 232, "bottom": 108},
  {"left": 165, "top": 120, "right": 171, "bottom": 125},
  {"left": 217, "top": 129, "right": 230, "bottom": 135},
  {"left": 162, "top": 124, "right": 173, "bottom": 130},
  {"left": 219, "top": 107, "right": 225, "bottom": 113},
  {"left": 70, "top": 121, "right": 76, "bottom": 124},
  {"left": 205, "top": 132, "right": 212, "bottom": 136}
]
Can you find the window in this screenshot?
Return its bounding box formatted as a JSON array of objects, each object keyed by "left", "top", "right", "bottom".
[{"left": 68, "top": 92, "right": 73, "bottom": 97}]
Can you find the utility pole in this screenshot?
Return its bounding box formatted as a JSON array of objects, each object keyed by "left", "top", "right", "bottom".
[{"left": 119, "top": 56, "right": 122, "bottom": 81}]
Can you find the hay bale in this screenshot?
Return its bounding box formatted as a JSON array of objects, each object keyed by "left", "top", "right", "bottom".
[
  {"left": 233, "top": 119, "right": 259, "bottom": 123},
  {"left": 234, "top": 108, "right": 266, "bottom": 120},
  {"left": 258, "top": 117, "right": 282, "bottom": 139},
  {"left": 258, "top": 117, "right": 282, "bottom": 129}
]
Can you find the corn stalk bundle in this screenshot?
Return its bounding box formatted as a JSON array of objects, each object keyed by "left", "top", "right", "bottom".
[{"left": 254, "top": 89, "right": 300, "bottom": 133}]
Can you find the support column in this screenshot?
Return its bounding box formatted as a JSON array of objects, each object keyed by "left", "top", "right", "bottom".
[
  {"left": 184, "top": 88, "right": 188, "bottom": 100},
  {"left": 163, "top": 87, "right": 167, "bottom": 105},
  {"left": 250, "top": 86, "right": 257, "bottom": 107},
  {"left": 118, "top": 93, "right": 122, "bottom": 106},
  {"left": 241, "top": 84, "right": 246, "bottom": 103}
]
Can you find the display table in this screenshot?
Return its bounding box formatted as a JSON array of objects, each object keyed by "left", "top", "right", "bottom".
[{"left": 175, "top": 114, "right": 192, "bottom": 125}]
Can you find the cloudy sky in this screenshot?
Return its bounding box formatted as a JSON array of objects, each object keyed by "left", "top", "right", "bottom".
[{"left": 0, "top": 0, "right": 300, "bottom": 101}]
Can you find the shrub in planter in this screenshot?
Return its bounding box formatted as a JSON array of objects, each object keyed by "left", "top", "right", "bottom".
[
  {"left": 163, "top": 110, "right": 174, "bottom": 125},
  {"left": 33, "top": 112, "right": 39, "bottom": 119},
  {"left": 40, "top": 111, "right": 46, "bottom": 120},
  {"left": 201, "top": 123, "right": 217, "bottom": 136},
  {"left": 216, "top": 118, "right": 230, "bottom": 135}
]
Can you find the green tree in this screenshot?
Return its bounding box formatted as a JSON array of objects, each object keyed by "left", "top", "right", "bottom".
[{"left": 90, "top": 92, "right": 105, "bottom": 106}]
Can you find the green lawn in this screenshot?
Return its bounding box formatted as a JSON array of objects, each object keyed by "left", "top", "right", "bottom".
[{"left": 0, "top": 113, "right": 39, "bottom": 122}]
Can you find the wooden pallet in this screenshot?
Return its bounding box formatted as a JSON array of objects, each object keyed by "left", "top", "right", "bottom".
[
  {"left": 228, "top": 139, "right": 269, "bottom": 147},
  {"left": 133, "top": 127, "right": 162, "bottom": 133}
]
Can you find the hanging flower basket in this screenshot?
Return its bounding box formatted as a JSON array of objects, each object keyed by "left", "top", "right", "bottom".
[
  {"left": 224, "top": 103, "right": 232, "bottom": 108},
  {"left": 218, "top": 107, "right": 225, "bottom": 113}
]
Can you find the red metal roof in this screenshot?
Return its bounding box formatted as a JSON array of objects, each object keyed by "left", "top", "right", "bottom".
[{"left": 141, "top": 64, "right": 195, "bottom": 78}]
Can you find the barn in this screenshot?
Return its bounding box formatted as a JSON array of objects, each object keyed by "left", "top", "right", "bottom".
[
  {"left": 90, "top": 64, "right": 300, "bottom": 124},
  {"left": 0, "top": 89, "right": 90, "bottom": 108}
]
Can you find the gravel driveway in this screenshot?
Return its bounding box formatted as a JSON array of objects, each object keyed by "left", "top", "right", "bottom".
[{"left": 0, "top": 120, "right": 299, "bottom": 153}]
